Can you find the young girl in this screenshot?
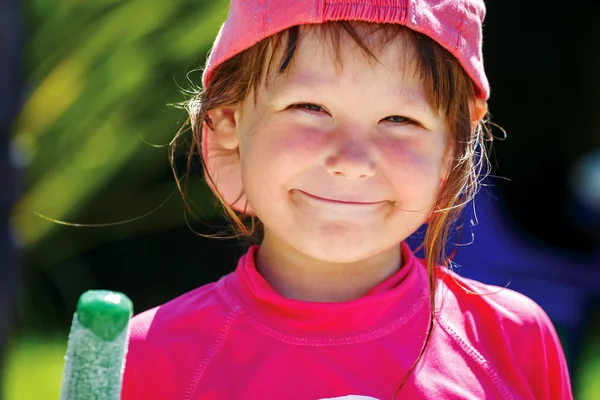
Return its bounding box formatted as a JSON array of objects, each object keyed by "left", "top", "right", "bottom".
[{"left": 122, "top": 0, "right": 573, "bottom": 399}]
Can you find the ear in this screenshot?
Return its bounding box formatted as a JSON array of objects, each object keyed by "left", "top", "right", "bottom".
[{"left": 207, "top": 107, "right": 240, "bottom": 150}]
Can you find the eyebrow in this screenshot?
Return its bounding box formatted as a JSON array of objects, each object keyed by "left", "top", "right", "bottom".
[{"left": 273, "top": 78, "right": 431, "bottom": 110}]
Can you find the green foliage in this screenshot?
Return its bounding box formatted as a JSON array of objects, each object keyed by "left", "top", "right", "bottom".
[{"left": 12, "top": 0, "right": 229, "bottom": 262}]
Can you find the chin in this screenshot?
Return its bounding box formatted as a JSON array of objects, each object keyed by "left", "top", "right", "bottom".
[{"left": 300, "top": 230, "right": 392, "bottom": 264}]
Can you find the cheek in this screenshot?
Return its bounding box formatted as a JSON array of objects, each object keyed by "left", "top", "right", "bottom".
[
  {"left": 379, "top": 138, "right": 446, "bottom": 202},
  {"left": 239, "top": 125, "right": 324, "bottom": 198},
  {"left": 248, "top": 124, "right": 324, "bottom": 171}
]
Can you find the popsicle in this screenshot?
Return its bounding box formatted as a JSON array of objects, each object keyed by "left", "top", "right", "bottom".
[{"left": 60, "top": 290, "right": 133, "bottom": 400}]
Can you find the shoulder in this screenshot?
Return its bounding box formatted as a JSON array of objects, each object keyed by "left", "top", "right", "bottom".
[
  {"left": 123, "top": 274, "right": 243, "bottom": 399},
  {"left": 128, "top": 277, "right": 237, "bottom": 343},
  {"left": 437, "top": 268, "right": 572, "bottom": 398},
  {"left": 437, "top": 267, "right": 559, "bottom": 349},
  {"left": 439, "top": 268, "right": 551, "bottom": 328}
]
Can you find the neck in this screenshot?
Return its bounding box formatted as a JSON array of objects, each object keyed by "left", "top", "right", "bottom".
[{"left": 255, "top": 231, "right": 402, "bottom": 302}]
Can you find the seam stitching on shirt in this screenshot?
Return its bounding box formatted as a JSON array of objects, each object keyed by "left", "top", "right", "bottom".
[
  {"left": 183, "top": 307, "right": 244, "bottom": 400},
  {"left": 437, "top": 315, "right": 514, "bottom": 400},
  {"left": 217, "top": 275, "right": 244, "bottom": 311},
  {"left": 243, "top": 292, "right": 428, "bottom": 346},
  {"left": 214, "top": 259, "right": 429, "bottom": 346}
]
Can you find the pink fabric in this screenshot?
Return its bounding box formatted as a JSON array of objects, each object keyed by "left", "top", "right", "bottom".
[
  {"left": 202, "top": 0, "right": 488, "bottom": 99},
  {"left": 121, "top": 243, "right": 573, "bottom": 400},
  {"left": 200, "top": 0, "right": 489, "bottom": 213}
]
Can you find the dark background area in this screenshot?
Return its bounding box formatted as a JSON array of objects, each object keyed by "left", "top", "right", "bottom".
[{"left": 2, "top": 0, "right": 599, "bottom": 398}]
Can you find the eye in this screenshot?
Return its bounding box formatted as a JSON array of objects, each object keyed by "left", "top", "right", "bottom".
[
  {"left": 289, "top": 103, "right": 325, "bottom": 113},
  {"left": 383, "top": 115, "right": 420, "bottom": 125}
]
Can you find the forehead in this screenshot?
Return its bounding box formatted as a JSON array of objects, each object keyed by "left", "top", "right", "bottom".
[{"left": 265, "top": 23, "right": 425, "bottom": 99}]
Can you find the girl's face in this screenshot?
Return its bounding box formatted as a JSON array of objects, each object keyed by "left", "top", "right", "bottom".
[{"left": 216, "top": 26, "right": 452, "bottom": 264}]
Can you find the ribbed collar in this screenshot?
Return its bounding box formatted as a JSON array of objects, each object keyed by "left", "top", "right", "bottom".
[{"left": 219, "top": 242, "right": 429, "bottom": 341}]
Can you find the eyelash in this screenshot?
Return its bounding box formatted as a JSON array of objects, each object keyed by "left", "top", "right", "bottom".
[
  {"left": 290, "top": 103, "right": 323, "bottom": 112},
  {"left": 289, "top": 103, "right": 419, "bottom": 125}
]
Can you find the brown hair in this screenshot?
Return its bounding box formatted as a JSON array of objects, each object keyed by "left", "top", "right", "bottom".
[{"left": 174, "top": 21, "right": 493, "bottom": 397}]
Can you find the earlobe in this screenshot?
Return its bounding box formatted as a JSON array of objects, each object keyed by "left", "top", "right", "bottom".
[{"left": 207, "top": 107, "right": 240, "bottom": 150}]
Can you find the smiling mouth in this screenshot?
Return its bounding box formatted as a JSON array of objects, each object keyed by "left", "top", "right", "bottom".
[{"left": 296, "top": 190, "right": 388, "bottom": 206}]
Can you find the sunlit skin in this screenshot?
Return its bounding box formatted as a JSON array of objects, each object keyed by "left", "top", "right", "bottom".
[{"left": 209, "top": 25, "right": 454, "bottom": 302}]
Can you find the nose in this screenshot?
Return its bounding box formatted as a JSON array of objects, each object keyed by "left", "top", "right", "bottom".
[{"left": 325, "top": 138, "right": 376, "bottom": 179}]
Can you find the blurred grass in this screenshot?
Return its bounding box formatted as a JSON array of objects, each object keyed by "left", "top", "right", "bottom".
[
  {"left": 3, "top": 336, "right": 66, "bottom": 400},
  {"left": 3, "top": 331, "right": 600, "bottom": 399},
  {"left": 578, "top": 337, "right": 600, "bottom": 400}
]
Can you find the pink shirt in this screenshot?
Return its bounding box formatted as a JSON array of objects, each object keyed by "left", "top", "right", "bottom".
[{"left": 121, "top": 243, "right": 572, "bottom": 399}]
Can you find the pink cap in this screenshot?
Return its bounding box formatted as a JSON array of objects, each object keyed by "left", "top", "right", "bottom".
[{"left": 201, "top": 0, "right": 489, "bottom": 213}]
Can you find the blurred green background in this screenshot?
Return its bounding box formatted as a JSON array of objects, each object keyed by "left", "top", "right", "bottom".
[{"left": 4, "top": 0, "right": 600, "bottom": 399}]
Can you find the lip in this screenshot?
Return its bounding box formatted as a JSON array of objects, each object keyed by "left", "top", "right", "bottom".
[{"left": 295, "top": 190, "right": 388, "bottom": 207}]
